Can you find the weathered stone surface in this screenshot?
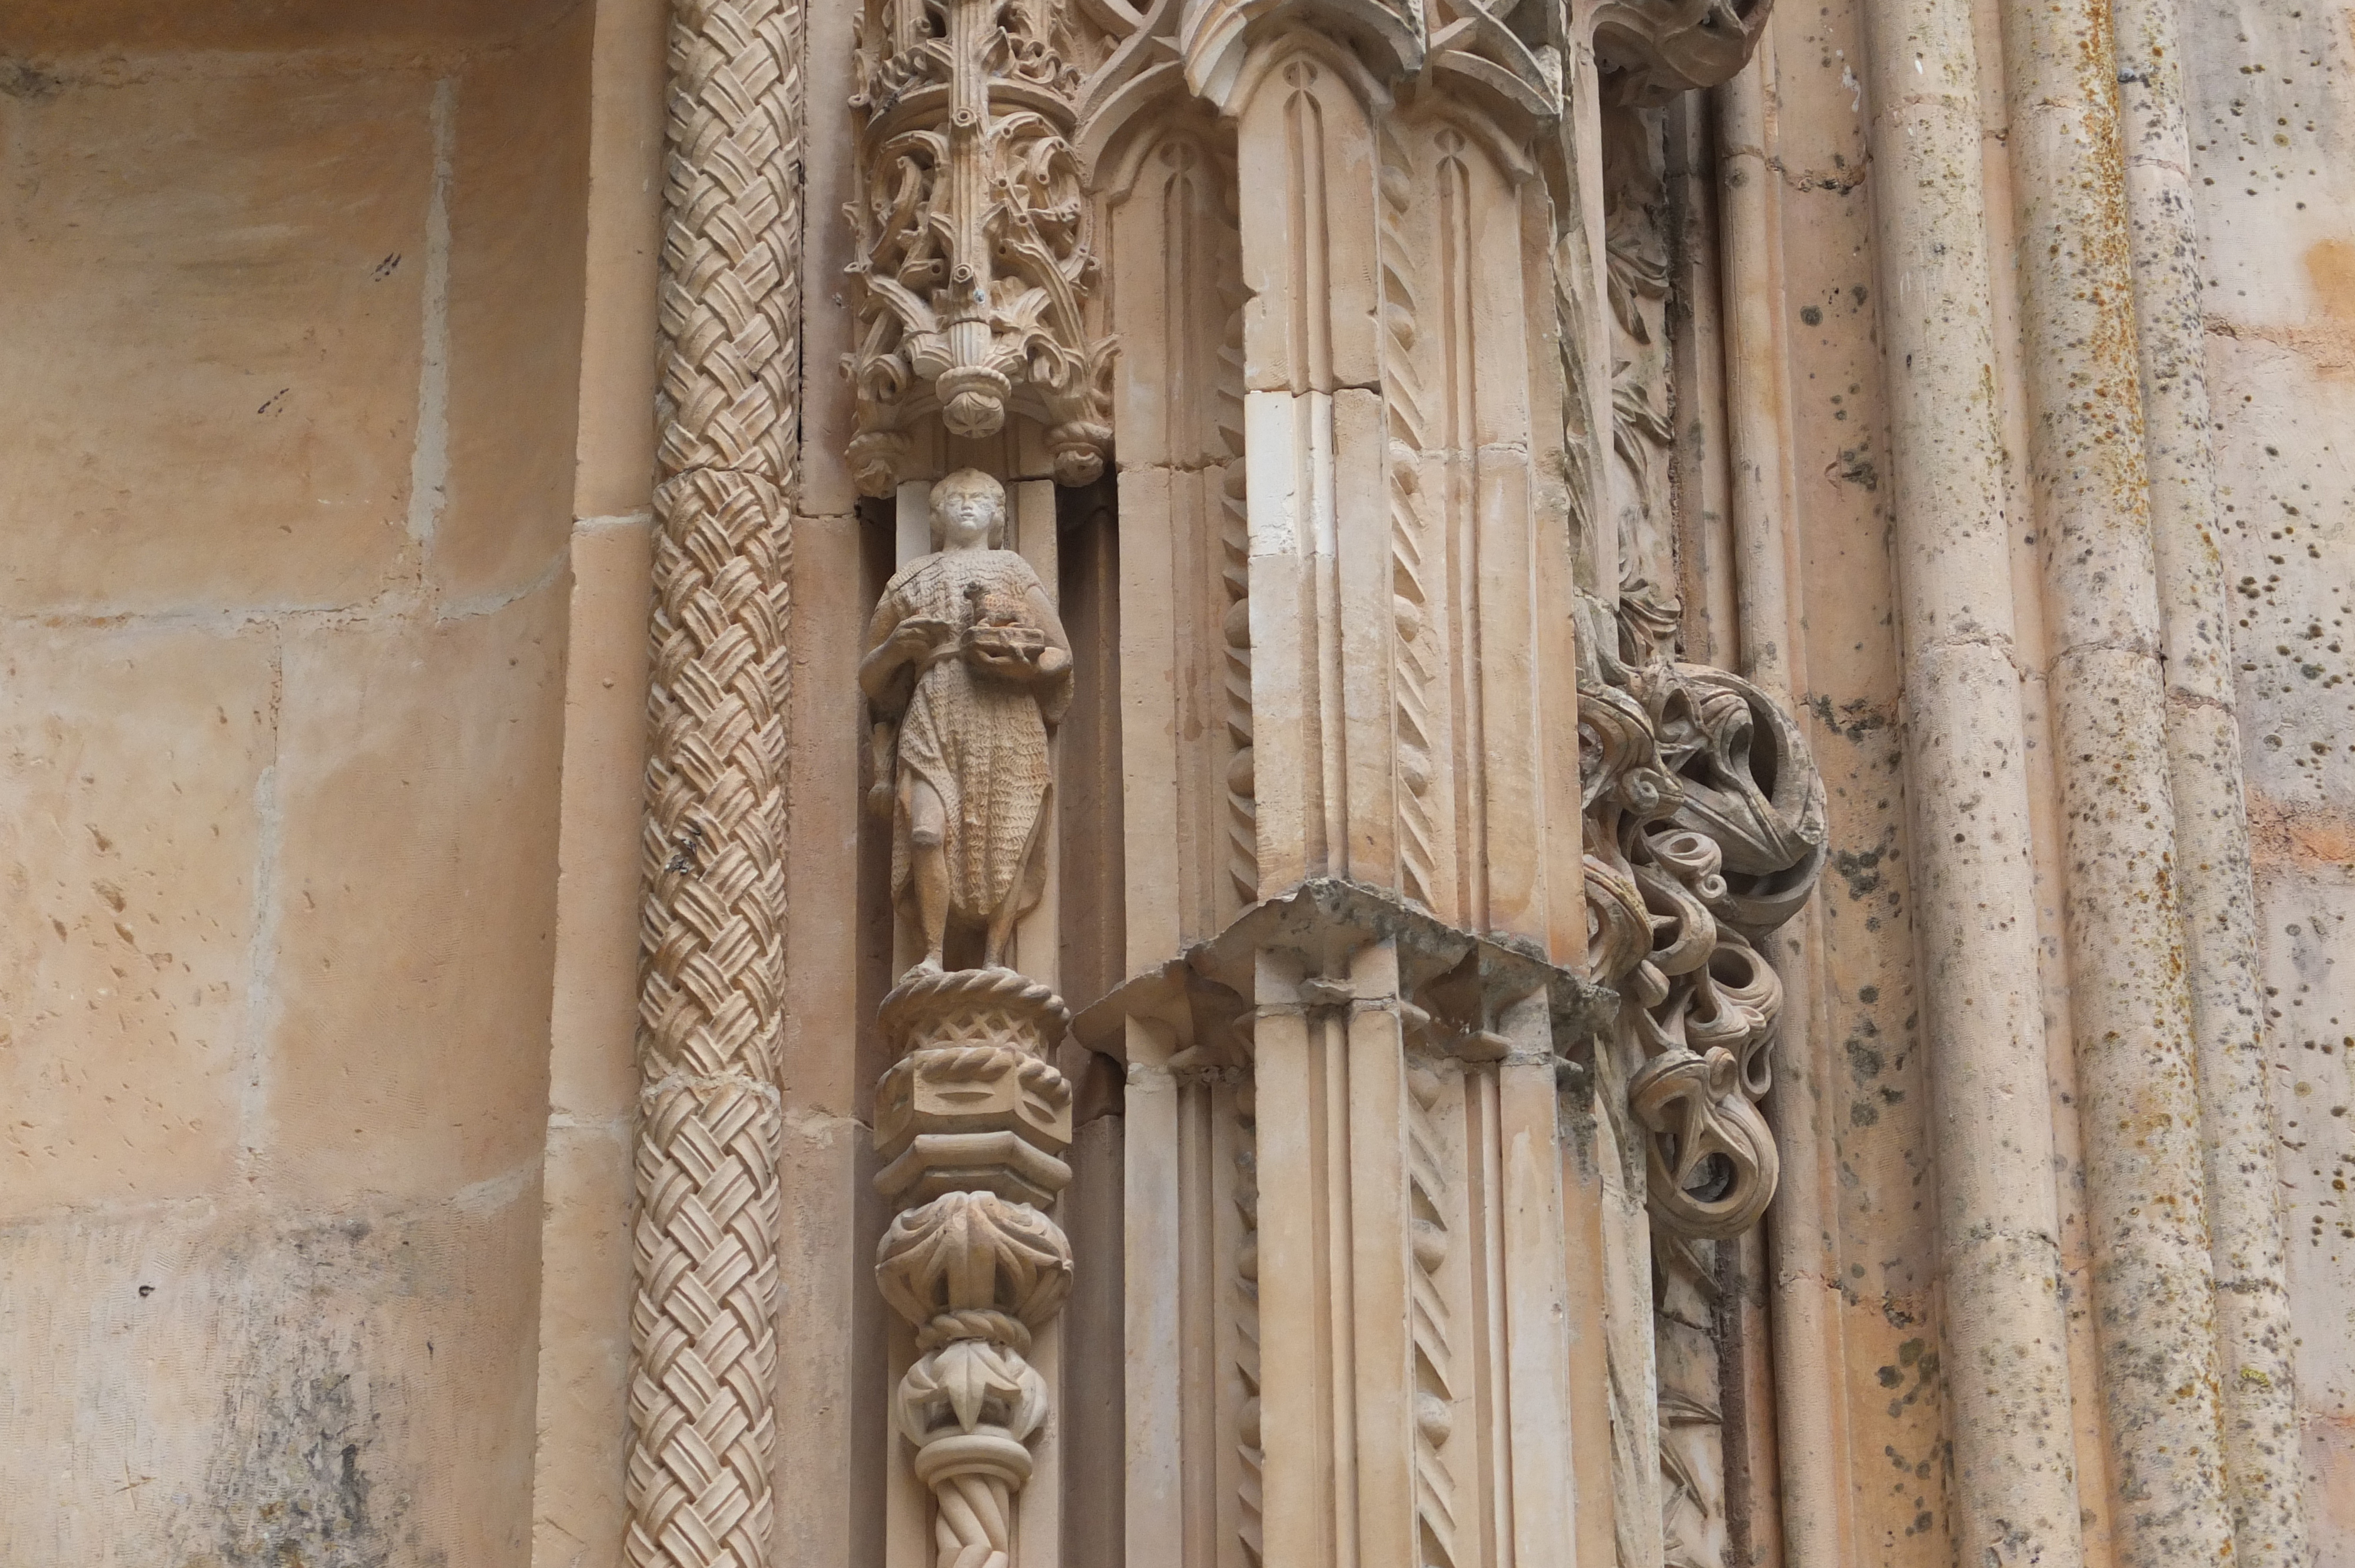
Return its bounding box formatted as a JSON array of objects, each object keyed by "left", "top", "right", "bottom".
[
  {"left": 266, "top": 582, "right": 567, "bottom": 1201},
  {"left": 0, "top": 71, "right": 429, "bottom": 616},
  {"left": 11, "top": 0, "right": 2355, "bottom": 1563},
  {"left": 437, "top": 8, "right": 595, "bottom": 602},
  {"left": 0, "top": 1185, "right": 543, "bottom": 1568},
  {"left": 0, "top": 625, "right": 273, "bottom": 1215},
  {"left": 1, "top": 15, "right": 585, "bottom": 1566}
]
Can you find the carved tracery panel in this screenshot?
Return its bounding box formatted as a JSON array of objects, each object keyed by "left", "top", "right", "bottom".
[{"left": 847, "top": 0, "right": 1122, "bottom": 493}]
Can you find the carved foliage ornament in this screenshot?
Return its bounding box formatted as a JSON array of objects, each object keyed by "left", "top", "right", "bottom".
[
  {"left": 1579, "top": 590, "right": 1826, "bottom": 1239},
  {"left": 848, "top": 0, "right": 1118, "bottom": 493}
]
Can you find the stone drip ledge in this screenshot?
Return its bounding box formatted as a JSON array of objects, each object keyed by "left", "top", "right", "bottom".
[{"left": 1069, "top": 876, "right": 1616, "bottom": 1068}]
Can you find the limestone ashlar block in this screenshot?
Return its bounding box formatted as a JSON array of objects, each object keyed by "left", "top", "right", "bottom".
[
  {"left": 571, "top": 0, "right": 669, "bottom": 521},
  {"left": 0, "top": 1182, "right": 543, "bottom": 1566},
  {"left": 0, "top": 71, "right": 429, "bottom": 616},
  {"left": 264, "top": 580, "right": 568, "bottom": 1201},
  {"left": 0, "top": 624, "right": 274, "bottom": 1217},
  {"left": 435, "top": 6, "right": 594, "bottom": 602},
  {"left": 0, "top": 0, "right": 586, "bottom": 55},
  {"left": 529, "top": 1112, "right": 633, "bottom": 1568},
  {"left": 549, "top": 516, "right": 655, "bottom": 1128}
]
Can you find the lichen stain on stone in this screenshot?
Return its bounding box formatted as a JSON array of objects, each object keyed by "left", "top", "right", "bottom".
[
  {"left": 2301, "top": 238, "right": 2355, "bottom": 323},
  {"left": 193, "top": 1340, "right": 423, "bottom": 1568},
  {"left": 1831, "top": 838, "right": 1889, "bottom": 901},
  {"left": 163, "top": 1216, "right": 448, "bottom": 1568}
]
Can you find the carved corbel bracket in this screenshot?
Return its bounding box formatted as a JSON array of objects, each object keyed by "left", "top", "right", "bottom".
[
  {"left": 1069, "top": 878, "right": 1613, "bottom": 1072},
  {"left": 1586, "top": 0, "right": 1774, "bottom": 106},
  {"left": 848, "top": 0, "right": 1120, "bottom": 493}
]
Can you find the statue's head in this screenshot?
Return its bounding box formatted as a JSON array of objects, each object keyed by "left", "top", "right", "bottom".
[{"left": 930, "top": 469, "right": 1007, "bottom": 551}]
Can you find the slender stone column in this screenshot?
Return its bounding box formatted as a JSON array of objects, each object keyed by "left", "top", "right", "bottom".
[
  {"left": 1716, "top": 57, "right": 1853, "bottom": 1568},
  {"left": 1996, "top": 0, "right": 2234, "bottom": 1560},
  {"left": 2110, "top": 2, "right": 2307, "bottom": 1560},
  {"left": 1857, "top": 0, "right": 2087, "bottom": 1562},
  {"left": 625, "top": 4, "right": 801, "bottom": 1566}
]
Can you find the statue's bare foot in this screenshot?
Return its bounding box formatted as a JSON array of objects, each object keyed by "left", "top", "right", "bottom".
[{"left": 908, "top": 952, "right": 945, "bottom": 979}]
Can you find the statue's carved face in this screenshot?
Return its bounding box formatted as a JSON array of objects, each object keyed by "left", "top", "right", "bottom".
[{"left": 931, "top": 471, "right": 1005, "bottom": 550}]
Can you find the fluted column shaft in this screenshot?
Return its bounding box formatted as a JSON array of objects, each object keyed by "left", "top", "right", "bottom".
[
  {"left": 1996, "top": 0, "right": 2235, "bottom": 1560},
  {"left": 2109, "top": 0, "right": 2307, "bottom": 1559},
  {"left": 1858, "top": 0, "right": 2087, "bottom": 1560}
]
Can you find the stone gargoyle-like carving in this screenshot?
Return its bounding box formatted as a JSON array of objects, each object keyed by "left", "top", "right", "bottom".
[
  {"left": 1580, "top": 587, "right": 1826, "bottom": 1239},
  {"left": 848, "top": 0, "right": 1119, "bottom": 493}
]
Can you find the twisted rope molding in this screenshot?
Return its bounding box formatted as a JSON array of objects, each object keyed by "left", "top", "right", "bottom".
[{"left": 626, "top": 1, "right": 802, "bottom": 1564}]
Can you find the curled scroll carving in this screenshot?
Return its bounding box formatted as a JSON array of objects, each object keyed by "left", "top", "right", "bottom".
[
  {"left": 1588, "top": 0, "right": 1774, "bottom": 106},
  {"left": 1579, "top": 589, "right": 1826, "bottom": 1241},
  {"left": 848, "top": 0, "right": 1119, "bottom": 492}
]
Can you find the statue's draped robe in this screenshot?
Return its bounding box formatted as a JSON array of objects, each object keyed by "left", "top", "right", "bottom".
[{"left": 873, "top": 547, "right": 1070, "bottom": 929}]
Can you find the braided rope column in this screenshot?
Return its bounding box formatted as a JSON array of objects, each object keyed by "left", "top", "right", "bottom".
[{"left": 625, "top": 2, "right": 801, "bottom": 1565}]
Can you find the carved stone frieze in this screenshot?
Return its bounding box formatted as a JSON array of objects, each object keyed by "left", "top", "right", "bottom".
[{"left": 848, "top": 0, "right": 1120, "bottom": 492}]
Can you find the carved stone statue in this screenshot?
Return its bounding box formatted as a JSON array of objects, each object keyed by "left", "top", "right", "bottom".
[
  {"left": 861, "top": 469, "right": 1074, "bottom": 974},
  {"left": 861, "top": 473, "right": 1078, "bottom": 1568}
]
